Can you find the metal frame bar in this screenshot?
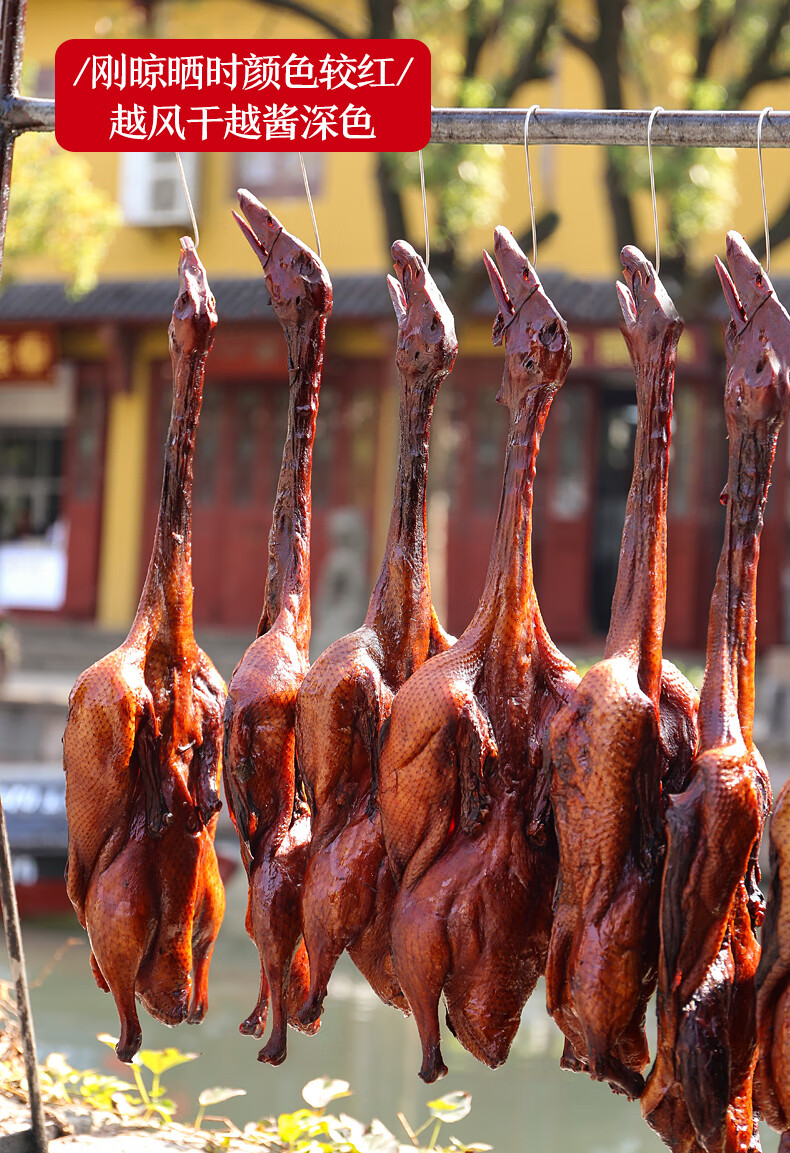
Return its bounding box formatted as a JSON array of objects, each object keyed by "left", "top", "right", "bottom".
[
  {"left": 3, "top": 101, "right": 790, "bottom": 148},
  {"left": 0, "top": 2, "right": 48, "bottom": 1149},
  {"left": 430, "top": 107, "right": 790, "bottom": 147},
  {"left": 1, "top": 101, "right": 790, "bottom": 147}
]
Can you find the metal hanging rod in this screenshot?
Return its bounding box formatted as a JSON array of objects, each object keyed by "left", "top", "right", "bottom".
[
  {"left": 6, "top": 100, "right": 790, "bottom": 148},
  {"left": 430, "top": 107, "right": 790, "bottom": 148},
  {"left": 1, "top": 94, "right": 54, "bottom": 131}
]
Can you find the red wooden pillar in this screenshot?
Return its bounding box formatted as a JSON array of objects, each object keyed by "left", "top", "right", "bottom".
[
  {"left": 757, "top": 406, "right": 787, "bottom": 650},
  {"left": 62, "top": 362, "right": 108, "bottom": 618},
  {"left": 536, "top": 375, "right": 598, "bottom": 646}
]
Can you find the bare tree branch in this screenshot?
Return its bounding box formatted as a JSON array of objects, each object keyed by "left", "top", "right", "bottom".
[
  {"left": 694, "top": 0, "right": 734, "bottom": 81},
  {"left": 560, "top": 24, "right": 597, "bottom": 62},
  {"left": 241, "top": 0, "right": 357, "bottom": 39},
  {"left": 728, "top": 0, "right": 790, "bottom": 105},
  {"left": 496, "top": 0, "right": 558, "bottom": 104},
  {"left": 562, "top": 0, "right": 636, "bottom": 256},
  {"left": 365, "top": 0, "right": 395, "bottom": 39},
  {"left": 463, "top": 0, "right": 489, "bottom": 83}
]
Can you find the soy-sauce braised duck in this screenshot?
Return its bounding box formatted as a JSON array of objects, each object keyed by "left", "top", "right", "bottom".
[
  {"left": 64, "top": 238, "right": 226, "bottom": 1063},
  {"left": 756, "top": 787, "right": 790, "bottom": 1152},
  {"left": 379, "top": 228, "right": 579, "bottom": 1082},
  {"left": 643, "top": 232, "right": 790, "bottom": 1153},
  {"left": 223, "top": 192, "right": 332, "bottom": 1065},
  {"left": 294, "top": 242, "right": 456, "bottom": 1027},
  {"left": 546, "top": 247, "right": 695, "bottom": 1100},
  {"left": 735, "top": 239, "right": 790, "bottom": 1153}
]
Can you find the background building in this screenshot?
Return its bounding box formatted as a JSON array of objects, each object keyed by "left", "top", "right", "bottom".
[{"left": 2, "top": 0, "right": 790, "bottom": 656}]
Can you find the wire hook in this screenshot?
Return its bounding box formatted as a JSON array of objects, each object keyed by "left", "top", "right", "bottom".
[
  {"left": 524, "top": 104, "right": 539, "bottom": 266},
  {"left": 647, "top": 106, "right": 663, "bottom": 275},
  {"left": 175, "top": 152, "right": 199, "bottom": 249},
  {"left": 757, "top": 106, "right": 773, "bottom": 273},
  {"left": 299, "top": 153, "right": 321, "bottom": 260},
  {"left": 419, "top": 149, "right": 430, "bottom": 269}
]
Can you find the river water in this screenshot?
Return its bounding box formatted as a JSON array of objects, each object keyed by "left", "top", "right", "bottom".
[{"left": 0, "top": 869, "right": 674, "bottom": 1153}]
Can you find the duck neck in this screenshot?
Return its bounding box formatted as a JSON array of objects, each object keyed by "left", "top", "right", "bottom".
[
  {"left": 258, "top": 312, "right": 327, "bottom": 655},
  {"left": 467, "top": 387, "right": 552, "bottom": 652},
  {"left": 604, "top": 326, "right": 678, "bottom": 703},
  {"left": 699, "top": 419, "right": 780, "bottom": 752},
  {"left": 131, "top": 342, "right": 207, "bottom": 658},
  {"left": 366, "top": 365, "right": 439, "bottom": 671}
]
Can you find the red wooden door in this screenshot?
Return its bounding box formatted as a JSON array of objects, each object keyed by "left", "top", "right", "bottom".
[
  {"left": 142, "top": 359, "right": 380, "bottom": 635},
  {"left": 445, "top": 359, "right": 509, "bottom": 637},
  {"left": 63, "top": 363, "right": 107, "bottom": 618},
  {"left": 535, "top": 378, "right": 597, "bottom": 646},
  {"left": 143, "top": 364, "right": 292, "bottom": 630}
]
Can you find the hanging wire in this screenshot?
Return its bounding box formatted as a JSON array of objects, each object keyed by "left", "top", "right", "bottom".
[
  {"left": 523, "top": 104, "right": 539, "bottom": 266},
  {"left": 419, "top": 149, "right": 430, "bottom": 268},
  {"left": 647, "top": 106, "right": 663, "bottom": 274},
  {"left": 757, "top": 106, "right": 773, "bottom": 273},
  {"left": 174, "top": 152, "right": 199, "bottom": 249},
  {"left": 299, "top": 153, "right": 322, "bottom": 260}
]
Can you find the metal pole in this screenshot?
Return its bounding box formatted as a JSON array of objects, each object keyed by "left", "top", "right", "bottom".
[
  {"left": 0, "top": 1, "right": 48, "bottom": 1149},
  {"left": 0, "top": 100, "right": 788, "bottom": 148},
  {"left": 430, "top": 106, "right": 790, "bottom": 147},
  {"left": 2, "top": 94, "right": 54, "bottom": 131},
  {"left": 0, "top": 804, "right": 47, "bottom": 1151}
]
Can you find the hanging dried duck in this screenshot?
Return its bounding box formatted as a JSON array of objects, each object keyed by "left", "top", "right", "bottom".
[
  {"left": 643, "top": 231, "right": 790, "bottom": 1153},
  {"left": 546, "top": 246, "right": 697, "bottom": 1100},
  {"left": 379, "top": 227, "right": 579, "bottom": 1081},
  {"left": 293, "top": 240, "right": 456, "bottom": 1028},
  {"left": 223, "top": 191, "right": 332, "bottom": 1066},
  {"left": 63, "top": 238, "right": 226, "bottom": 1062}
]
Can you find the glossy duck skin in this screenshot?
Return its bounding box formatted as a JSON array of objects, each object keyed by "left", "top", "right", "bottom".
[
  {"left": 380, "top": 228, "right": 579, "bottom": 1083},
  {"left": 64, "top": 239, "right": 226, "bottom": 1063},
  {"left": 546, "top": 248, "right": 691, "bottom": 1100},
  {"left": 294, "top": 242, "right": 456, "bottom": 1026},
  {"left": 756, "top": 787, "right": 790, "bottom": 1148},
  {"left": 643, "top": 232, "right": 790, "bottom": 1153},
  {"left": 750, "top": 289, "right": 790, "bottom": 1149},
  {"left": 223, "top": 192, "right": 332, "bottom": 1066}
]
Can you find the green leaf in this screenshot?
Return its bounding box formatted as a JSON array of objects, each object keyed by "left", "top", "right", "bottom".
[
  {"left": 329, "top": 1112, "right": 364, "bottom": 1144},
  {"left": 278, "top": 1109, "right": 317, "bottom": 1145},
  {"left": 135, "top": 1047, "right": 200, "bottom": 1075},
  {"left": 426, "top": 1092, "right": 472, "bottom": 1123},
  {"left": 198, "top": 1087, "right": 247, "bottom": 1107},
  {"left": 43, "top": 1053, "right": 73, "bottom": 1078},
  {"left": 111, "top": 1092, "right": 144, "bottom": 1118},
  {"left": 204, "top": 1138, "right": 232, "bottom": 1153},
  {"left": 146, "top": 1100, "right": 176, "bottom": 1125},
  {"left": 356, "top": 1119, "right": 399, "bottom": 1153},
  {"left": 449, "top": 1141, "right": 492, "bottom": 1152},
  {"left": 302, "top": 1077, "right": 351, "bottom": 1109},
  {"left": 7, "top": 134, "right": 122, "bottom": 296}
]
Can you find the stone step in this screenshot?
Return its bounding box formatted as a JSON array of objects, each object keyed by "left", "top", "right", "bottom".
[{"left": 5, "top": 619, "right": 252, "bottom": 684}]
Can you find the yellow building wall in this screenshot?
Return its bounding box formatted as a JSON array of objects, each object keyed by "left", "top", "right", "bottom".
[
  {"left": 95, "top": 336, "right": 153, "bottom": 627},
  {"left": 17, "top": 0, "right": 790, "bottom": 286},
  {"left": 12, "top": 0, "right": 790, "bottom": 625}
]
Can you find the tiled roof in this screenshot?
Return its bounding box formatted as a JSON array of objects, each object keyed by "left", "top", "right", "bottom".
[{"left": 1, "top": 270, "right": 788, "bottom": 326}]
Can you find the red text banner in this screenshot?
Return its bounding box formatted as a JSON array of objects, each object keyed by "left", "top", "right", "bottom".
[{"left": 55, "top": 39, "right": 431, "bottom": 152}]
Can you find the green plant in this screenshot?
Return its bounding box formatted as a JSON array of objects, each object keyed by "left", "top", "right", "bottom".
[
  {"left": 232, "top": 1079, "right": 491, "bottom": 1152},
  {"left": 195, "top": 1085, "right": 247, "bottom": 1131},
  {"left": 96, "top": 1034, "right": 199, "bottom": 1125},
  {"left": 5, "top": 134, "right": 122, "bottom": 297},
  {"left": 0, "top": 1016, "right": 490, "bottom": 1153},
  {"left": 38, "top": 1051, "right": 133, "bottom": 1114}
]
